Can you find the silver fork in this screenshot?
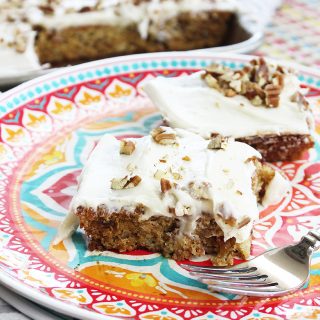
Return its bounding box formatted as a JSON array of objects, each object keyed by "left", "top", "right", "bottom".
[{"left": 181, "top": 230, "right": 320, "bottom": 297}]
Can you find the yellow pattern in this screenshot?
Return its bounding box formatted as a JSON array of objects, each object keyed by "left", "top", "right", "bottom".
[
  {"left": 95, "top": 304, "right": 131, "bottom": 316},
  {"left": 109, "top": 84, "right": 131, "bottom": 98},
  {"left": 125, "top": 273, "right": 157, "bottom": 288},
  {"left": 0, "top": 144, "right": 6, "bottom": 155},
  {"left": 51, "top": 101, "right": 73, "bottom": 115},
  {"left": 5, "top": 128, "right": 24, "bottom": 142},
  {"left": 26, "top": 113, "right": 46, "bottom": 128},
  {"left": 21, "top": 270, "right": 46, "bottom": 286},
  {"left": 54, "top": 289, "right": 88, "bottom": 303},
  {"left": 291, "top": 309, "right": 320, "bottom": 319},
  {"left": 79, "top": 91, "right": 101, "bottom": 105},
  {"left": 80, "top": 264, "right": 215, "bottom": 299}
]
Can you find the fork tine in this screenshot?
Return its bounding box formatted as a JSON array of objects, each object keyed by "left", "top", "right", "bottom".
[
  {"left": 181, "top": 264, "right": 256, "bottom": 274},
  {"left": 202, "top": 278, "right": 278, "bottom": 287},
  {"left": 190, "top": 271, "right": 267, "bottom": 281},
  {"left": 207, "top": 284, "right": 282, "bottom": 297}
]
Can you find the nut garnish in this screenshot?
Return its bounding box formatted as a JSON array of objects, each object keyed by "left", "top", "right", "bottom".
[
  {"left": 172, "top": 172, "right": 182, "bottom": 180},
  {"left": 160, "top": 178, "right": 172, "bottom": 193},
  {"left": 207, "top": 135, "right": 229, "bottom": 150},
  {"left": 154, "top": 169, "right": 170, "bottom": 180},
  {"left": 265, "top": 84, "right": 281, "bottom": 107},
  {"left": 120, "top": 140, "right": 135, "bottom": 155},
  {"left": 111, "top": 175, "right": 141, "bottom": 190},
  {"left": 189, "top": 182, "right": 210, "bottom": 200},
  {"left": 168, "top": 207, "right": 176, "bottom": 214},
  {"left": 182, "top": 156, "right": 191, "bottom": 161},
  {"left": 291, "top": 92, "right": 310, "bottom": 111},
  {"left": 237, "top": 217, "right": 251, "bottom": 228},
  {"left": 151, "top": 127, "right": 176, "bottom": 145},
  {"left": 203, "top": 58, "right": 290, "bottom": 108}
]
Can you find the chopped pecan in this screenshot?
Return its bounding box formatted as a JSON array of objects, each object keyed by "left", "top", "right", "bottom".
[
  {"left": 120, "top": 140, "right": 135, "bottom": 155},
  {"left": 225, "top": 88, "right": 237, "bottom": 97},
  {"left": 189, "top": 182, "right": 210, "bottom": 200},
  {"left": 154, "top": 169, "right": 169, "bottom": 180},
  {"left": 251, "top": 95, "right": 263, "bottom": 106},
  {"left": 272, "top": 73, "right": 285, "bottom": 88},
  {"left": 291, "top": 92, "right": 310, "bottom": 111},
  {"left": 160, "top": 178, "right": 172, "bottom": 193},
  {"left": 151, "top": 127, "right": 176, "bottom": 145},
  {"left": 125, "top": 175, "right": 142, "bottom": 188},
  {"left": 111, "top": 175, "right": 141, "bottom": 190},
  {"left": 208, "top": 135, "right": 229, "bottom": 150},
  {"left": 204, "top": 74, "right": 219, "bottom": 89},
  {"left": 265, "top": 84, "right": 281, "bottom": 107},
  {"left": 39, "top": 5, "right": 54, "bottom": 14}
]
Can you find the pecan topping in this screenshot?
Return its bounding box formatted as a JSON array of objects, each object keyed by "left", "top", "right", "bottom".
[
  {"left": 120, "top": 140, "right": 135, "bottom": 155},
  {"left": 182, "top": 156, "right": 191, "bottom": 161},
  {"left": 265, "top": 84, "right": 281, "bottom": 107},
  {"left": 203, "top": 58, "right": 289, "bottom": 108},
  {"left": 111, "top": 175, "right": 141, "bottom": 190},
  {"left": 160, "top": 178, "right": 172, "bottom": 193},
  {"left": 189, "top": 182, "right": 210, "bottom": 200},
  {"left": 291, "top": 92, "right": 310, "bottom": 111},
  {"left": 207, "top": 135, "right": 229, "bottom": 150},
  {"left": 151, "top": 127, "right": 176, "bottom": 145}
]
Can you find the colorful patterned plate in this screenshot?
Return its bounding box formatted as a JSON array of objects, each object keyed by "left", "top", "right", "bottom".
[{"left": 0, "top": 52, "right": 319, "bottom": 320}]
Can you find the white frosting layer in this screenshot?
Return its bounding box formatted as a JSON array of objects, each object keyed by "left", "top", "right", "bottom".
[
  {"left": 144, "top": 71, "right": 314, "bottom": 139},
  {"left": 55, "top": 128, "right": 287, "bottom": 245}
]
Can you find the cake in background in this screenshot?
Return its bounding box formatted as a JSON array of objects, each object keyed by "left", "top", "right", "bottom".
[
  {"left": 55, "top": 127, "right": 288, "bottom": 265},
  {"left": 0, "top": 0, "right": 242, "bottom": 76},
  {"left": 144, "top": 58, "right": 315, "bottom": 162}
]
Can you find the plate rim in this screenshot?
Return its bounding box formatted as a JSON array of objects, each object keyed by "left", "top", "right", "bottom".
[{"left": 0, "top": 51, "right": 319, "bottom": 320}]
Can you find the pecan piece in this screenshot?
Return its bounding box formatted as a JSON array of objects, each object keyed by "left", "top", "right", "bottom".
[
  {"left": 265, "top": 84, "right": 281, "bottom": 107},
  {"left": 151, "top": 127, "right": 176, "bottom": 145},
  {"left": 160, "top": 178, "right": 172, "bottom": 193},
  {"left": 208, "top": 135, "right": 229, "bottom": 150},
  {"left": 189, "top": 182, "right": 210, "bottom": 200},
  {"left": 111, "top": 175, "right": 141, "bottom": 190},
  {"left": 120, "top": 140, "right": 135, "bottom": 155}
]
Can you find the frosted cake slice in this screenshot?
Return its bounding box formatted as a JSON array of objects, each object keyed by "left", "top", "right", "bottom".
[
  {"left": 144, "top": 58, "right": 314, "bottom": 162},
  {"left": 56, "top": 127, "right": 288, "bottom": 265}
]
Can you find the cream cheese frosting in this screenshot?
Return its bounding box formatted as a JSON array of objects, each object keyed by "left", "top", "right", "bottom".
[
  {"left": 55, "top": 127, "right": 288, "bottom": 245},
  {"left": 143, "top": 68, "right": 314, "bottom": 139}
]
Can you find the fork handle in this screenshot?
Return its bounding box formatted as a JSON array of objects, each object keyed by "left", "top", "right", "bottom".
[
  {"left": 286, "top": 230, "right": 320, "bottom": 263},
  {"left": 301, "top": 230, "right": 320, "bottom": 252}
]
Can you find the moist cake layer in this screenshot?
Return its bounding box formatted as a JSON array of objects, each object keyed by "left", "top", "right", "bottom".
[
  {"left": 55, "top": 127, "right": 288, "bottom": 264},
  {"left": 35, "top": 11, "right": 232, "bottom": 65}
]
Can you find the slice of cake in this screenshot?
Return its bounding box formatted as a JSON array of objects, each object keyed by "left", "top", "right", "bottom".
[
  {"left": 0, "top": 0, "right": 238, "bottom": 74},
  {"left": 144, "top": 58, "right": 315, "bottom": 162},
  {"left": 55, "top": 127, "right": 288, "bottom": 265}
]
